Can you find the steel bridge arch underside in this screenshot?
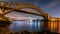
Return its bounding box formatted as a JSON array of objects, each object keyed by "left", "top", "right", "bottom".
[{"left": 0, "top": 2, "right": 48, "bottom": 20}]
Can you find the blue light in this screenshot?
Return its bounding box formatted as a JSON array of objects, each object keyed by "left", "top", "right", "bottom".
[{"left": 8, "top": 19, "right": 43, "bottom": 32}]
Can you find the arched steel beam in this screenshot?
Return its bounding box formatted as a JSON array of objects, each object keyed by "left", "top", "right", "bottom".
[
  {"left": 0, "top": 5, "right": 44, "bottom": 16},
  {"left": 0, "top": 6, "right": 48, "bottom": 18},
  {"left": 0, "top": 2, "right": 48, "bottom": 18},
  {"left": 12, "top": 2, "right": 46, "bottom": 15},
  {"left": 0, "top": 2, "right": 47, "bottom": 16}
]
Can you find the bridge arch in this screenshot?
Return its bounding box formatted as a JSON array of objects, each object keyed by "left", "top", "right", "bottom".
[
  {"left": 0, "top": 2, "right": 49, "bottom": 32},
  {"left": 0, "top": 2, "right": 48, "bottom": 18}
]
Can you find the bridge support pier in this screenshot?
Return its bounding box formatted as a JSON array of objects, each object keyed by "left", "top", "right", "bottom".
[{"left": 42, "top": 14, "right": 50, "bottom": 32}]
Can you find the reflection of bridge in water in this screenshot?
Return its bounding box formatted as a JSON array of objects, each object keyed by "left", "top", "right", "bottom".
[{"left": 0, "top": 2, "right": 60, "bottom": 34}]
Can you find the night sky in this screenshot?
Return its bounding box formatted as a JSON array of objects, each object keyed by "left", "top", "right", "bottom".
[{"left": 1, "top": 0, "right": 60, "bottom": 17}]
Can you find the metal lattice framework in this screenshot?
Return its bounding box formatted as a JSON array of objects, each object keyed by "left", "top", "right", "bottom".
[{"left": 0, "top": 2, "right": 48, "bottom": 18}]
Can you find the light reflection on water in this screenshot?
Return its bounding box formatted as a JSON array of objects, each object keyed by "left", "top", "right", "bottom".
[{"left": 8, "top": 20, "right": 43, "bottom": 32}]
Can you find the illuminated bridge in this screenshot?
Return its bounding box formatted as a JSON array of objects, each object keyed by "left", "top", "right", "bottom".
[{"left": 0, "top": 2, "right": 59, "bottom": 34}]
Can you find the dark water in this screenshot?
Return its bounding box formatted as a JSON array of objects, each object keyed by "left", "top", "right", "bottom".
[{"left": 8, "top": 20, "right": 43, "bottom": 32}]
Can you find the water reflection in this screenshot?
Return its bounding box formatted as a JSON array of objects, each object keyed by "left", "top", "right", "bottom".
[{"left": 8, "top": 19, "right": 43, "bottom": 32}]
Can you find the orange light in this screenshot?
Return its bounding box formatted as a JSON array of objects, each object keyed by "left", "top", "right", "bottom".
[
  {"left": 48, "top": 21, "right": 57, "bottom": 32},
  {"left": 58, "top": 22, "right": 60, "bottom": 33}
]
